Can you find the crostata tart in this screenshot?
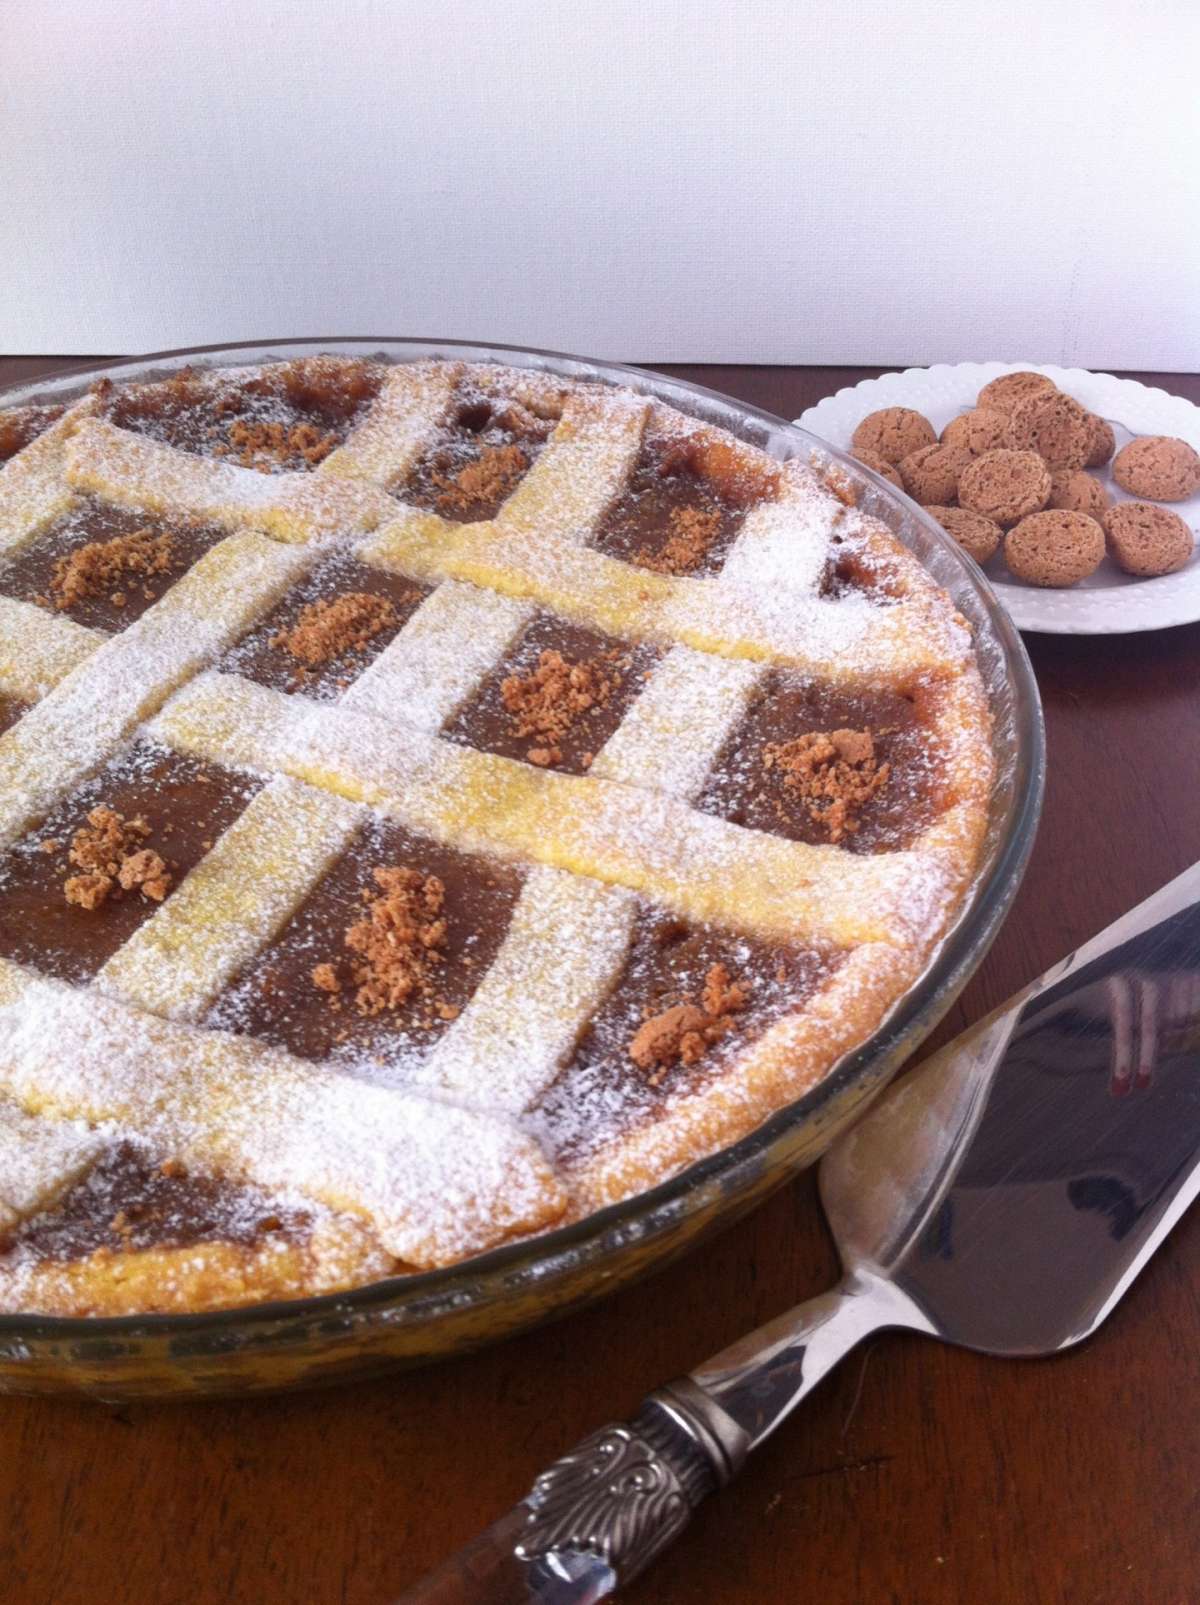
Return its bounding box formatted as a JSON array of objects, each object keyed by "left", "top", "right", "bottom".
[{"left": 0, "top": 353, "right": 993, "bottom": 1315}]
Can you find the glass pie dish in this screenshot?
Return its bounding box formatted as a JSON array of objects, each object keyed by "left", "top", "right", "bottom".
[{"left": 0, "top": 339, "right": 1044, "bottom": 1398}]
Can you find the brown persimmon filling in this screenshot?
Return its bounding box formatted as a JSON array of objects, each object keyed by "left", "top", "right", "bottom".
[
  {"left": 398, "top": 387, "right": 560, "bottom": 520},
  {"left": 95, "top": 357, "right": 382, "bottom": 472}
]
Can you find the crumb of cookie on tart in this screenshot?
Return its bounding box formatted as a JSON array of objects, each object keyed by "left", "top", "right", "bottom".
[
  {"left": 1111, "top": 436, "right": 1200, "bottom": 502},
  {"left": 1005, "top": 509, "right": 1105, "bottom": 587},
  {"left": 1101, "top": 502, "right": 1194, "bottom": 577},
  {"left": 850, "top": 447, "right": 904, "bottom": 491},
  {"left": 1047, "top": 469, "right": 1110, "bottom": 519},
  {"left": 50, "top": 528, "right": 175, "bottom": 612},
  {"left": 60, "top": 805, "right": 174, "bottom": 910},
  {"left": 940, "top": 407, "right": 1010, "bottom": 457},
  {"left": 216, "top": 418, "right": 338, "bottom": 471},
  {"left": 1005, "top": 391, "right": 1093, "bottom": 470},
  {"left": 897, "top": 442, "right": 973, "bottom": 506},
  {"left": 635, "top": 504, "right": 723, "bottom": 573},
  {"left": 1084, "top": 414, "right": 1116, "bottom": 468},
  {"left": 272, "top": 593, "right": 399, "bottom": 670},
  {"left": 313, "top": 866, "right": 453, "bottom": 1026},
  {"left": 958, "top": 449, "right": 1052, "bottom": 527},
  {"left": 63, "top": 871, "right": 114, "bottom": 911},
  {"left": 850, "top": 408, "right": 936, "bottom": 466},
  {"left": 117, "top": 848, "right": 172, "bottom": 901},
  {"left": 500, "top": 648, "right": 618, "bottom": 768},
  {"left": 975, "top": 371, "right": 1057, "bottom": 417},
  {"left": 923, "top": 506, "right": 1003, "bottom": 565},
  {"left": 763, "top": 728, "right": 891, "bottom": 844},
  {"left": 630, "top": 962, "right": 750, "bottom": 1083},
  {"left": 433, "top": 442, "right": 528, "bottom": 516}
]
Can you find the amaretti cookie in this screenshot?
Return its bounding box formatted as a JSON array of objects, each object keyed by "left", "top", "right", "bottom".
[
  {"left": 958, "top": 449, "right": 1052, "bottom": 526},
  {"left": 850, "top": 407, "right": 936, "bottom": 465},
  {"left": 1102, "top": 502, "right": 1195, "bottom": 576},
  {"left": 924, "top": 506, "right": 1002, "bottom": 565},
  {"left": 976, "top": 371, "right": 1057, "bottom": 416},
  {"left": 1085, "top": 414, "right": 1116, "bottom": 468},
  {"left": 1047, "top": 469, "right": 1110, "bottom": 519},
  {"left": 1005, "top": 392, "right": 1093, "bottom": 470},
  {"left": 1005, "top": 509, "right": 1105, "bottom": 587},
  {"left": 1112, "top": 436, "right": 1200, "bottom": 502},
  {"left": 940, "top": 407, "right": 1010, "bottom": 456},
  {"left": 898, "top": 442, "right": 973, "bottom": 505}
]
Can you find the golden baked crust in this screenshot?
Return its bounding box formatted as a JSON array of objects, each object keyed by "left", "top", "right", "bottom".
[{"left": 0, "top": 356, "right": 994, "bottom": 1315}]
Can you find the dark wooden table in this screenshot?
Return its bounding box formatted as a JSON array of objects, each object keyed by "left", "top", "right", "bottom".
[{"left": 2, "top": 357, "right": 1198, "bottom": 1605}]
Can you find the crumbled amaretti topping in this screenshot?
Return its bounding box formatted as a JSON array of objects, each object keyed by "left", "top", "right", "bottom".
[
  {"left": 272, "top": 593, "right": 399, "bottom": 670},
  {"left": 500, "top": 648, "right": 620, "bottom": 767},
  {"left": 763, "top": 728, "right": 890, "bottom": 844},
  {"left": 311, "top": 866, "right": 459, "bottom": 1026},
  {"left": 636, "top": 505, "right": 722, "bottom": 575},
  {"left": 51, "top": 805, "right": 173, "bottom": 910},
  {"left": 629, "top": 962, "right": 749, "bottom": 1084},
  {"left": 433, "top": 443, "right": 528, "bottom": 516},
  {"left": 48, "top": 528, "right": 175, "bottom": 612},
  {"left": 215, "top": 417, "right": 337, "bottom": 471}
]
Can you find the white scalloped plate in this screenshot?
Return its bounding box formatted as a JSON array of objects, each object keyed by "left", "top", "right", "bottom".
[{"left": 799, "top": 362, "right": 1200, "bottom": 635}]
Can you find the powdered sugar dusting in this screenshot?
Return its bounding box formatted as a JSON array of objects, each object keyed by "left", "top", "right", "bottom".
[
  {"left": 0, "top": 965, "right": 564, "bottom": 1267},
  {"left": 414, "top": 866, "right": 636, "bottom": 1113},
  {"left": 0, "top": 597, "right": 104, "bottom": 702},
  {"left": 0, "top": 1099, "right": 106, "bottom": 1229},
  {"left": 0, "top": 353, "right": 995, "bottom": 1310},
  {"left": 344, "top": 579, "right": 530, "bottom": 730}
]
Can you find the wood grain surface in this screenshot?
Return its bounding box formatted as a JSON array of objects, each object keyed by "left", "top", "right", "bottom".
[{"left": 2, "top": 357, "right": 1198, "bottom": 1605}]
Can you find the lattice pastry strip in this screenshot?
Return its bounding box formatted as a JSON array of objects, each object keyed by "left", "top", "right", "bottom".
[
  {"left": 342, "top": 577, "right": 531, "bottom": 730},
  {"left": 0, "top": 960, "right": 566, "bottom": 1268},
  {"left": 486, "top": 389, "right": 649, "bottom": 545},
  {"left": 0, "top": 532, "right": 309, "bottom": 850},
  {"left": 420, "top": 650, "right": 768, "bottom": 1117},
  {"left": 413, "top": 866, "right": 637, "bottom": 1115},
  {"left": 317, "top": 359, "right": 462, "bottom": 487},
  {"left": 716, "top": 460, "right": 838, "bottom": 598},
  {"left": 64, "top": 418, "right": 394, "bottom": 544},
  {"left": 0, "top": 1099, "right": 106, "bottom": 1232},
  {"left": 362, "top": 513, "right": 969, "bottom": 688},
  {"left": 96, "top": 777, "right": 363, "bottom": 1023},
  {"left": 149, "top": 671, "right": 954, "bottom": 949},
  {"left": 0, "top": 398, "right": 95, "bottom": 557},
  {"left": 589, "top": 647, "right": 763, "bottom": 799},
  {"left": 0, "top": 597, "right": 104, "bottom": 703}
]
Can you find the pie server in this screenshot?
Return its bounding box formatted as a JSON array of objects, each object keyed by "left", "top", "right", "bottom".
[{"left": 401, "top": 860, "right": 1200, "bottom": 1603}]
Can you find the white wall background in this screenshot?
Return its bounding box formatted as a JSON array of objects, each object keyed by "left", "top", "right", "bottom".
[{"left": 3, "top": 1, "right": 1198, "bottom": 368}]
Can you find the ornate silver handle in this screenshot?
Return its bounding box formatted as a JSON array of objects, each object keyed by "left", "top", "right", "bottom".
[
  {"left": 397, "top": 1281, "right": 887, "bottom": 1601},
  {"left": 394, "top": 1380, "right": 748, "bottom": 1603}
]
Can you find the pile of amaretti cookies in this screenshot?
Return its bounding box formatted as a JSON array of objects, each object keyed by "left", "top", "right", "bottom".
[{"left": 850, "top": 371, "right": 1198, "bottom": 587}]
